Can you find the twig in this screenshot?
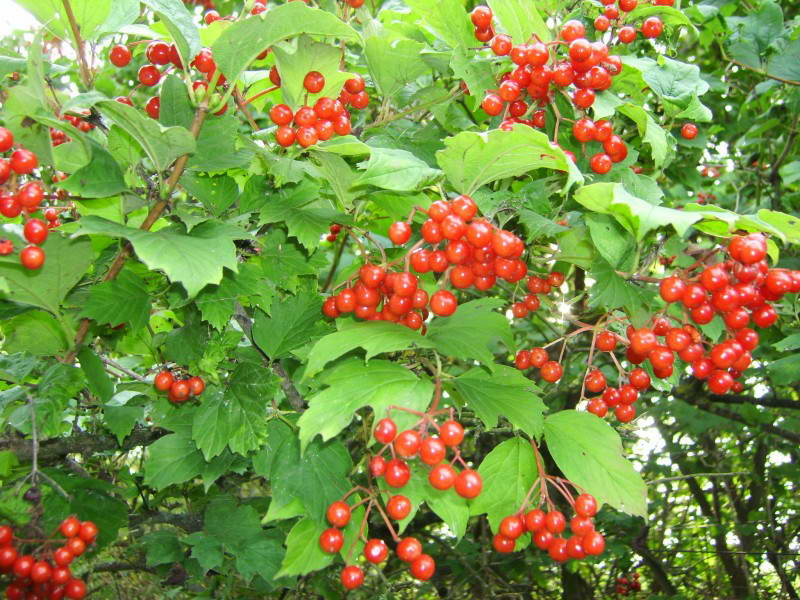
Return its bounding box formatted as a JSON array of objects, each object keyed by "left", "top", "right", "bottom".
[
  {"left": 61, "top": 0, "right": 92, "bottom": 88},
  {"left": 100, "top": 357, "right": 149, "bottom": 384},
  {"left": 364, "top": 87, "right": 463, "bottom": 130},
  {"left": 727, "top": 58, "right": 799, "bottom": 87},
  {"left": 233, "top": 86, "right": 260, "bottom": 130}
]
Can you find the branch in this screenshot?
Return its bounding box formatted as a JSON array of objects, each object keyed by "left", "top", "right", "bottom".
[
  {"left": 129, "top": 511, "right": 203, "bottom": 533},
  {"left": 648, "top": 471, "right": 748, "bottom": 485},
  {"left": 769, "top": 111, "right": 800, "bottom": 209},
  {"left": 691, "top": 401, "right": 800, "bottom": 445},
  {"left": 61, "top": 0, "right": 92, "bottom": 88},
  {"left": 65, "top": 102, "right": 210, "bottom": 363},
  {"left": 728, "top": 57, "right": 800, "bottom": 86},
  {"left": 90, "top": 560, "right": 155, "bottom": 575},
  {"left": 0, "top": 427, "right": 166, "bottom": 464}
]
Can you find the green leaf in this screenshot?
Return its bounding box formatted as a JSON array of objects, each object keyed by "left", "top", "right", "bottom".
[
  {"left": 95, "top": 100, "right": 195, "bottom": 171},
  {"left": 298, "top": 359, "right": 433, "bottom": 451},
  {"left": 252, "top": 295, "right": 324, "bottom": 360},
  {"left": 270, "top": 423, "right": 353, "bottom": 522},
  {"left": 81, "top": 270, "right": 152, "bottom": 331},
  {"left": 0, "top": 451, "right": 19, "bottom": 478},
  {"left": 190, "top": 111, "right": 253, "bottom": 171},
  {"left": 518, "top": 209, "right": 567, "bottom": 241},
  {"left": 14, "top": 0, "right": 114, "bottom": 41},
  {"left": 313, "top": 136, "right": 371, "bottom": 157},
  {"left": 356, "top": 147, "right": 441, "bottom": 191},
  {"left": 574, "top": 182, "right": 703, "bottom": 241},
  {"left": 141, "top": 0, "right": 202, "bottom": 67},
  {"left": 453, "top": 366, "right": 545, "bottom": 439},
  {"left": 259, "top": 229, "right": 321, "bottom": 291},
  {"left": 766, "top": 38, "right": 800, "bottom": 84},
  {"left": 487, "top": 0, "right": 550, "bottom": 43},
  {"left": 0, "top": 354, "right": 36, "bottom": 383},
  {"left": 641, "top": 56, "right": 709, "bottom": 104},
  {"left": 224, "top": 362, "right": 277, "bottom": 455},
  {"left": 1, "top": 311, "right": 69, "bottom": 356},
  {"left": 212, "top": 3, "right": 361, "bottom": 87},
  {"left": 628, "top": 5, "right": 697, "bottom": 32},
  {"left": 77, "top": 348, "right": 114, "bottom": 403},
  {"left": 557, "top": 224, "right": 595, "bottom": 269},
  {"left": 405, "top": 0, "right": 474, "bottom": 50},
  {"left": 436, "top": 125, "right": 583, "bottom": 195},
  {"left": 617, "top": 104, "right": 671, "bottom": 169},
  {"left": 59, "top": 142, "right": 127, "bottom": 198},
  {"left": 767, "top": 354, "right": 800, "bottom": 386},
  {"left": 275, "top": 518, "right": 333, "bottom": 578},
  {"left": 427, "top": 299, "right": 514, "bottom": 369},
  {"left": 588, "top": 258, "right": 654, "bottom": 316},
  {"left": 260, "top": 180, "right": 348, "bottom": 251},
  {"left": 180, "top": 173, "right": 239, "bottom": 216},
  {"left": 424, "top": 484, "right": 472, "bottom": 539},
  {"left": 470, "top": 438, "right": 537, "bottom": 530},
  {"left": 773, "top": 333, "right": 800, "bottom": 352},
  {"left": 234, "top": 531, "right": 284, "bottom": 583},
  {"left": 756, "top": 210, "right": 800, "bottom": 244},
  {"left": 725, "top": 1, "right": 783, "bottom": 71},
  {"left": 273, "top": 35, "right": 354, "bottom": 110},
  {"left": 304, "top": 321, "right": 436, "bottom": 380},
  {"left": 158, "top": 74, "right": 194, "bottom": 128},
  {"left": 310, "top": 151, "right": 359, "bottom": 209},
  {"left": 584, "top": 213, "right": 637, "bottom": 271},
  {"left": 0, "top": 232, "right": 93, "bottom": 315},
  {"left": 450, "top": 49, "right": 496, "bottom": 100},
  {"left": 143, "top": 429, "right": 205, "bottom": 490},
  {"left": 204, "top": 494, "right": 262, "bottom": 550},
  {"left": 191, "top": 388, "right": 230, "bottom": 461},
  {"left": 144, "top": 530, "right": 184, "bottom": 567},
  {"left": 195, "top": 262, "right": 272, "bottom": 330},
  {"left": 74, "top": 217, "right": 248, "bottom": 298},
  {"left": 103, "top": 397, "right": 144, "bottom": 445},
  {"left": 184, "top": 532, "right": 224, "bottom": 573},
  {"left": 543, "top": 410, "right": 647, "bottom": 517},
  {"left": 365, "top": 36, "right": 427, "bottom": 98}
]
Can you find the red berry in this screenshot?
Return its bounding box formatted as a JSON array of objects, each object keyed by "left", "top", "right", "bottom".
[
  {"left": 681, "top": 123, "right": 698, "bottom": 139},
  {"left": 79, "top": 521, "right": 98, "bottom": 543},
  {"left": 430, "top": 290, "right": 457, "bottom": 316},
  {"left": 363, "top": 538, "right": 388, "bottom": 563},
  {"left": 385, "top": 458, "right": 411, "bottom": 488},
  {"left": 574, "top": 493, "right": 598, "bottom": 517},
  {"left": 540, "top": 360, "right": 563, "bottom": 383},
  {"left": 23, "top": 219, "right": 49, "bottom": 245},
  {"left": 387, "top": 494, "right": 412, "bottom": 520},
  {"left": 394, "top": 429, "right": 422, "bottom": 458},
  {"left": 439, "top": 420, "right": 464, "bottom": 446},
  {"left": 20, "top": 245, "right": 45, "bottom": 270},
  {"left": 138, "top": 65, "right": 161, "bottom": 87},
  {"left": 109, "top": 44, "right": 132, "bottom": 67},
  {"left": 303, "top": 71, "right": 325, "bottom": 93},
  {"left": 582, "top": 531, "right": 606, "bottom": 555},
  {"left": 326, "top": 501, "right": 351, "bottom": 527},
  {"left": 454, "top": 469, "right": 482, "bottom": 499},
  {"left": 10, "top": 148, "right": 38, "bottom": 174},
  {"left": 410, "top": 554, "right": 436, "bottom": 580},
  {"left": 397, "top": 537, "right": 422, "bottom": 562},
  {"left": 419, "top": 436, "right": 447, "bottom": 465},
  {"left": 641, "top": 16, "right": 664, "bottom": 38},
  {"left": 319, "top": 527, "right": 344, "bottom": 553},
  {"left": 493, "top": 533, "right": 516, "bottom": 553},
  {"left": 374, "top": 418, "right": 397, "bottom": 444},
  {"left": 470, "top": 6, "right": 493, "bottom": 29},
  {"left": 340, "top": 565, "right": 364, "bottom": 590},
  {"left": 389, "top": 221, "right": 412, "bottom": 245},
  {"left": 499, "top": 515, "right": 525, "bottom": 540},
  {"left": 0, "top": 126, "right": 13, "bottom": 152}
]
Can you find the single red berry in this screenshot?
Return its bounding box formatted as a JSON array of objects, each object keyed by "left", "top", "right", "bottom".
[
  {"left": 340, "top": 565, "right": 364, "bottom": 590},
  {"left": 428, "top": 463, "right": 457, "bottom": 490},
  {"left": 374, "top": 417, "right": 397, "bottom": 444},
  {"left": 397, "top": 537, "right": 422, "bottom": 562},
  {"left": 326, "top": 501, "right": 351, "bottom": 528},
  {"left": 319, "top": 527, "right": 344, "bottom": 553},
  {"left": 389, "top": 221, "right": 412, "bottom": 245},
  {"left": 109, "top": 44, "right": 132, "bottom": 67},
  {"left": 363, "top": 538, "right": 388, "bottom": 563},
  {"left": 419, "top": 436, "right": 447, "bottom": 465},
  {"left": 10, "top": 148, "right": 38, "bottom": 174},
  {"left": 20, "top": 245, "right": 45, "bottom": 270},
  {"left": 470, "top": 5, "right": 493, "bottom": 29},
  {"left": 540, "top": 361, "right": 563, "bottom": 383},
  {"left": 23, "top": 219, "right": 49, "bottom": 245},
  {"left": 681, "top": 123, "right": 698, "bottom": 139},
  {"left": 394, "top": 429, "right": 422, "bottom": 458},
  {"left": 387, "top": 495, "right": 412, "bottom": 520},
  {"left": 79, "top": 521, "right": 98, "bottom": 543},
  {"left": 385, "top": 458, "right": 411, "bottom": 488},
  {"left": 641, "top": 16, "right": 664, "bottom": 38},
  {"left": 0, "top": 126, "right": 14, "bottom": 152},
  {"left": 430, "top": 290, "right": 457, "bottom": 316},
  {"left": 454, "top": 469, "right": 482, "bottom": 499},
  {"left": 303, "top": 71, "right": 325, "bottom": 93},
  {"left": 574, "top": 494, "right": 598, "bottom": 517},
  {"left": 439, "top": 420, "right": 464, "bottom": 446},
  {"left": 410, "top": 554, "right": 436, "bottom": 580},
  {"left": 499, "top": 515, "right": 525, "bottom": 540},
  {"left": 138, "top": 65, "right": 161, "bottom": 86},
  {"left": 493, "top": 533, "right": 516, "bottom": 553}
]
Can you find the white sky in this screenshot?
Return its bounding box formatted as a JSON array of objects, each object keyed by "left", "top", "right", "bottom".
[{"left": 0, "top": 2, "right": 38, "bottom": 36}]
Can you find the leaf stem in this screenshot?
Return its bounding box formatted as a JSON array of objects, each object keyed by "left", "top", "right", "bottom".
[{"left": 61, "top": 0, "right": 92, "bottom": 88}]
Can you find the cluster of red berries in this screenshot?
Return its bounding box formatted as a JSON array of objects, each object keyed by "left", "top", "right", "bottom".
[
  {"left": 474, "top": 8, "right": 625, "bottom": 116},
  {"left": 325, "top": 223, "right": 342, "bottom": 243},
  {"left": 0, "top": 518, "right": 97, "bottom": 600},
  {"left": 0, "top": 128, "right": 51, "bottom": 270},
  {"left": 322, "top": 194, "right": 530, "bottom": 328},
  {"left": 319, "top": 497, "right": 437, "bottom": 590},
  {"left": 615, "top": 572, "right": 642, "bottom": 595},
  {"left": 651, "top": 232, "right": 799, "bottom": 395},
  {"left": 370, "top": 416, "right": 481, "bottom": 498},
  {"left": 509, "top": 271, "right": 564, "bottom": 319},
  {"left": 153, "top": 369, "right": 205, "bottom": 405},
  {"left": 49, "top": 112, "right": 95, "bottom": 148},
  {"left": 268, "top": 73, "right": 368, "bottom": 148},
  {"left": 494, "top": 492, "right": 605, "bottom": 561},
  {"left": 593, "top": 0, "right": 673, "bottom": 41},
  {"left": 109, "top": 36, "right": 229, "bottom": 119},
  {"left": 319, "top": 397, "right": 477, "bottom": 591},
  {"left": 695, "top": 191, "right": 717, "bottom": 204},
  {"left": 514, "top": 346, "right": 565, "bottom": 384}
]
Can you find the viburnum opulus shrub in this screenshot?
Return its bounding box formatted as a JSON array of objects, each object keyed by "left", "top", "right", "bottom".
[{"left": 0, "top": 0, "right": 799, "bottom": 597}]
